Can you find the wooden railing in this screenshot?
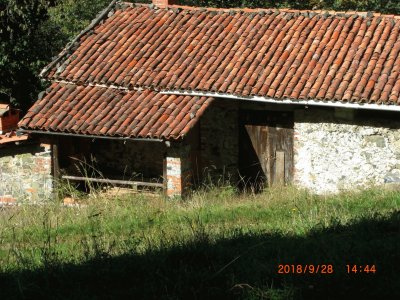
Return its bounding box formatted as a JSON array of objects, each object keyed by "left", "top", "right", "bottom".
[{"left": 62, "top": 175, "right": 164, "bottom": 189}]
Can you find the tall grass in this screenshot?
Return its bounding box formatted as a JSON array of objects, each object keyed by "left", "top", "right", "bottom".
[{"left": 0, "top": 187, "right": 399, "bottom": 299}]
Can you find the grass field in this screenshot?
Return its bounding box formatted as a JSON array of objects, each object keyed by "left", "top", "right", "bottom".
[{"left": 0, "top": 186, "right": 399, "bottom": 299}]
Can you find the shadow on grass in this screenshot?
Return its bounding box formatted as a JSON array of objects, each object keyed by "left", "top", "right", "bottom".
[{"left": 1, "top": 211, "right": 399, "bottom": 300}]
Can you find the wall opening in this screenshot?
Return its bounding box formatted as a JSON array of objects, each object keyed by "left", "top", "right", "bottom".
[{"left": 57, "top": 136, "right": 166, "bottom": 193}]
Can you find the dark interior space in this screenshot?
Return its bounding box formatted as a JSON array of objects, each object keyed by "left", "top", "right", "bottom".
[{"left": 56, "top": 136, "right": 166, "bottom": 193}]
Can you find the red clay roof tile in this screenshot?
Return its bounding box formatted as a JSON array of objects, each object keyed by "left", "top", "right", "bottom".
[
  {"left": 55, "top": 5, "right": 400, "bottom": 104},
  {"left": 24, "top": 3, "right": 400, "bottom": 139},
  {"left": 19, "top": 83, "right": 213, "bottom": 140}
]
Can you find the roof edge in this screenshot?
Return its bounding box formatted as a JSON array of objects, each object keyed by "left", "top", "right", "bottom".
[
  {"left": 40, "top": 0, "right": 119, "bottom": 78},
  {"left": 17, "top": 129, "right": 165, "bottom": 142},
  {"left": 162, "top": 90, "right": 400, "bottom": 112},
  {"left": 130, "top": 2, "right": 400, "bottom": 19}
]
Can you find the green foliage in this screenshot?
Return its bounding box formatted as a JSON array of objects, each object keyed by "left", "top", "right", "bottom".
[
  {"left": 0, "top": 0, "right": 52, "bottom": 110},
  {"left": 48, "top": 0, "right": 113, "bottom": 46}
]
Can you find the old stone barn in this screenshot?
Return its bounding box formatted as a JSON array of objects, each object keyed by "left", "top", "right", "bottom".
[{"left": 16, "top": 0, "right": 400, "bottom": 199}]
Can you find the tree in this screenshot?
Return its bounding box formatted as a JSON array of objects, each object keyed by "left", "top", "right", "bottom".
[
  {"left": 48, "top": 0, "right": 115, "bottom": 47},
  {"left": 0, "top": 0, "right": 55, "bottom": 110}
]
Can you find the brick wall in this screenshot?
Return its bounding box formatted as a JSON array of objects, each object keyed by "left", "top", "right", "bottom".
[
  {"left": 0, "top": 113, "right": 19, "bottom": 134},
  {"left": 164, "top": 144, "right": 191, "bottom": 197},
  {"left": 0, "top": 143, "right": 53, "bottom": 204}
]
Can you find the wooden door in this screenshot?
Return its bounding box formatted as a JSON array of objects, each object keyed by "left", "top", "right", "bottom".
[{"left": 239, "top": 110, "right": 294, "bottom": 188}]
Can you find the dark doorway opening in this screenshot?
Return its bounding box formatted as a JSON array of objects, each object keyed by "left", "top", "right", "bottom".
[{"left": 239, "top": 110, "right": 294, "bottom": 192}]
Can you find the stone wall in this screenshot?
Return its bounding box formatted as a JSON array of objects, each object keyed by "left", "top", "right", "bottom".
[
  {"left": 0, "top": 143, "right": 53, "bottom": 204},
  {"left": 294, "top": 108, "right": 400, "bottom": 194},
  {"left": 199, "top": 100, "right": 239, "bottom": 183}
]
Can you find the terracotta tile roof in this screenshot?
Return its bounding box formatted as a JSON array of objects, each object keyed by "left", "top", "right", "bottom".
[
  {"left": 42, "top": 3, "right": 400, "bottom": 106},
  {"left": 19, "top": 83, "right": 213, "bottom": 140}
]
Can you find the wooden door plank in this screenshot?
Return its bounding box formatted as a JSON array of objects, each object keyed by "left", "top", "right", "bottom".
[
  {"left": 275, "top": 151, "right": 285, "bottom": 186},
  {"left": 245, "top": 125, "right": 269, "bottom": 176},
  {"left": 267, "top": 126, "right": 277, "bottom": 186},
  {"left": 240, "top": 110, "right": 294, "bottom": 189},
  {"left": 276, "top": 126, "right": 294, "bottom": 183}
]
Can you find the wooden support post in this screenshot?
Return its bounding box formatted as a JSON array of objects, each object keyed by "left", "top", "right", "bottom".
[
  {"left": 52, "top": 141, "right": 60, "bottom": 199},
  {"left": 275, "top": 151, "right": 285, "bottom": 186},
  {"left": 52, "top": 143, "right": 60, "bottom": 178},
  {"left": 163, "top": 157, "right": 168, "bottom": 193}
]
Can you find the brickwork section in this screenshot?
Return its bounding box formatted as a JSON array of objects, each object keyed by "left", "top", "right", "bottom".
[
  {"left": 200, "top": 101, "right": 239, "bottom": 184},
  {"left": 0, "top": 143, "right": 53, "bottom": 203},
  {"left": 0, "top": 113, "right": 19, "bottom": 134},
  {"left": 165, "top": 144, "right": 192, "bottom": 198},
  {"left": 294, "top": 108, "right": 400, "bottom": 194}
]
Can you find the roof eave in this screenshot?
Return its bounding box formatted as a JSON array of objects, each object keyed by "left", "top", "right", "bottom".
[
  {"left": 161, "top": 90, "right": 400, "bottom": 112},
  {"left": 17, "top": 129, "right": 165, "bottom": 143}
]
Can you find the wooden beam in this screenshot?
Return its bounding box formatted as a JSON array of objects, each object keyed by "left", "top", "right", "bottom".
[
  {"left": 61, "top": 176, "right": 164, "bottom": 188},
  {"left": 163, "top": 157, "right": 168, "bottom": 194},
  {"left": 52, "top": 142, "right": 60, "bottom": 179},
  {"left": 52, "top": 141, "right": 61, "bottom": 200},
  {"left": 275, "top": 151, "right": 285, "bottom": 186}
]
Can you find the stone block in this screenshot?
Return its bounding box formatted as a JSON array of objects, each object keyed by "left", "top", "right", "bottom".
[
  {"left": 394, "top": 140, "right": 400, "bottom": 151},
  {"left": 384, "top": 173, "right": 400, "bottom": 183},
  {"left": 364, "top": 135, "right": 386, "bottom": 148}
]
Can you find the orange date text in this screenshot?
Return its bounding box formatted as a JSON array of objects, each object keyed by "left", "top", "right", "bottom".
[{"left": 278, "top": 264, "right": 334, "bottom": 274}]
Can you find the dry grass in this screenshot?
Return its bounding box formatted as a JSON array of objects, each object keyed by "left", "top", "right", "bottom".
[{"left": 0, "top": 186, "right": 399, "bottom": 299}]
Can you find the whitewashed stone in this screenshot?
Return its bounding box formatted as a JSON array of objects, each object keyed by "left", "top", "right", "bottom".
[{"left": 294, "top": 109, "right": 400, "bottom": 194}]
